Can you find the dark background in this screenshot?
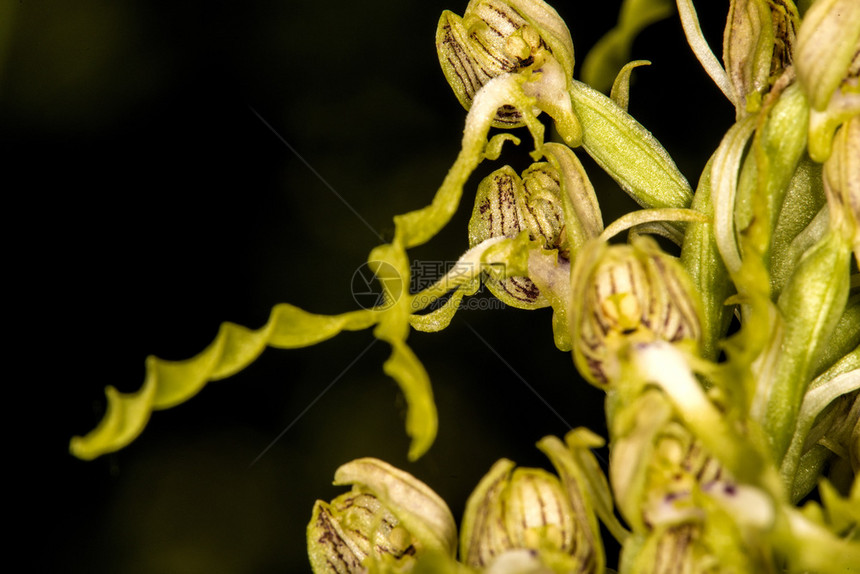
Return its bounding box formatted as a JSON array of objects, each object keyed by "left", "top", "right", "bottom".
[{"left": 3, "top": 1, "right": 732, "bottom": 572}]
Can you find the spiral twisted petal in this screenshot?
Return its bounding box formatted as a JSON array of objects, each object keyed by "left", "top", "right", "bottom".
[{"left": 69, "top": 305, "right": 375, "bottom": 460}]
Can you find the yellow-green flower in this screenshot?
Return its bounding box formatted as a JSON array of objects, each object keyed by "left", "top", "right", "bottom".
[
  {"left": 307, "top": 458, "right": 457, "bottom": 573},
  {"left": 460, "top": 431, "right": 613, "bottom": 573},
  {"left": 309, "top": 491, "right": 418, "bottom": 573},
  {"left": 461, "top": 461, "right": 575, "bottom": 568},
  {"left": 468, "top": 163, "right": 569, "bottom": 309},
  {"left": 462, "top": 463, "right": 601, "bottom": 572},
  {"left": 570, "top": 237, "right": 703, "bottom": 388},
  {"left": 436, "top": 0, "right": 581, "bottom": 145}
]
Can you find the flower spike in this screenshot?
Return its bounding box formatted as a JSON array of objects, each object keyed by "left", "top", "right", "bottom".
[{"left": 570, "top": 236, "right": 704, "bottom": 388}]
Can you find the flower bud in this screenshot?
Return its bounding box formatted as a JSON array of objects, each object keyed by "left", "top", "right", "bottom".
[
  {"left": 307, "top": 458, "right": 457, "bottom": 573},
  {"left": 723, "top": 0, "right": 799, "bottom": 114},
  {"left": 468, "top": 163, "right": 568, "bottom": 309},
  {"left": 796, "top": 0, "right": 860, "bottom": 109},
  {"left": 460, "top": 458, "right": 599, "bottom": 572},
  {"left": 436, "top": 0, "right": 581, "bottom": 145},
  {"left": 570, "top": 236, "right": 703, "bottom": 387}
]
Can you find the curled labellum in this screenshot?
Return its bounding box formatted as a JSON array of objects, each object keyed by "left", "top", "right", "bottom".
[
  {"left": 460, "top": 459, "right": 598, "bottom": 572},
  {"left": 436, "top": 0, "right": 580, "bottom": 143},
  {"left": 570, "top": 236, "right": 703, "bottom": 387},
  {"left": 723, "top": 0, "right": 798, "bottom": 114},
  {"left": 468, "top": 163, "right": 568, "bottom": 309}
]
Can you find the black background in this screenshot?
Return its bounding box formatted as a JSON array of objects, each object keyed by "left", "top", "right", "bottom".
[{"left": 3, "top": 1, "right": 732, "bottom": 571}]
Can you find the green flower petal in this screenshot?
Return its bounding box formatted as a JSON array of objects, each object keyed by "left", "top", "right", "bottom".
[
  {"left": 380, "top": 336, "right": 439, "bottom": 462},
  {"left": 70, "top": 305, "right": 377, "bottom": 460}
]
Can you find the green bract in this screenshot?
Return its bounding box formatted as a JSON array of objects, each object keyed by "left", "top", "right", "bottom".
[{"left": 568, "top": 79, "right": 693, "bottom": 215}]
